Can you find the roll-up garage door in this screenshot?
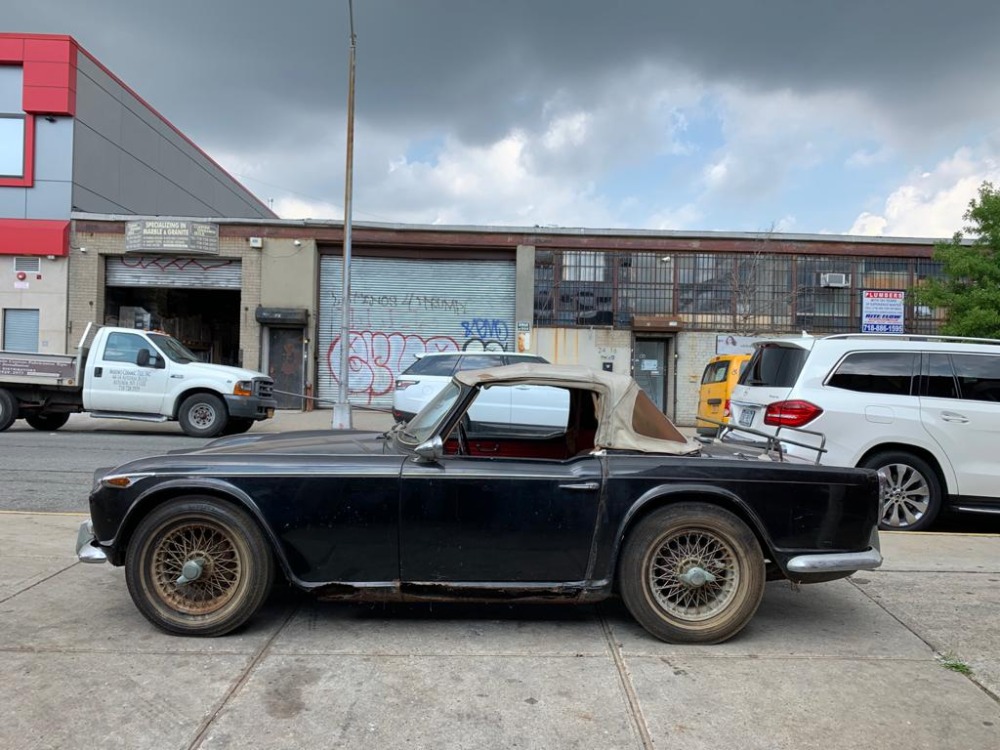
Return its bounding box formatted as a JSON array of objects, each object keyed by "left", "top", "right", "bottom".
[
  {"left": 317, "top": 256, "right": 516, "bottom": 407},
  {"left": 2, "top": 308, "right": 39, "bottom": 352},
  {"left": 105, "top": 256, "right": 242, "bottom": 289}
]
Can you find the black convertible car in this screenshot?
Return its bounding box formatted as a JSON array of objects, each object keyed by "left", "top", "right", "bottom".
[{"left": 77, "top": 364, "right": 883, "bottom": 644}]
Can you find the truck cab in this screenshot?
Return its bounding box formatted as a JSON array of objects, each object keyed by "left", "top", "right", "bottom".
[{"left": 81, "top": 327, "right": 276, "bottom": 437}]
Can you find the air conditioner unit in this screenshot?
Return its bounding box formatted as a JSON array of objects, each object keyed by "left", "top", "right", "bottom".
[
  {"left": 819, "top": 272, "right": 850, "bottom": 288},
  {"left": 248, "top": 236, "right": 263, "bottom": 249}
]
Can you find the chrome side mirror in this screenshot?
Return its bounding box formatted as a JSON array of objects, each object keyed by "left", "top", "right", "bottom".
[{"left": 413, "top": 435, "right": 444, "bottom": 463}]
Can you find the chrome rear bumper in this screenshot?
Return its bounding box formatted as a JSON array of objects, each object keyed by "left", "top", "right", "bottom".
[{"left": 786, "top": 528, "right": 882, "bottom": 574}]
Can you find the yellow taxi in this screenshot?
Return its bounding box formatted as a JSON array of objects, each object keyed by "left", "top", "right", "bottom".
[{"left": 696, "top": 353, "right": 751, "bottom": 436}]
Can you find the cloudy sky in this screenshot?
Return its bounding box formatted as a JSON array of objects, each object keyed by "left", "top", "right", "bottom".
[{"left": 10, "top": 1, "right": 1000, "bottom": 237}]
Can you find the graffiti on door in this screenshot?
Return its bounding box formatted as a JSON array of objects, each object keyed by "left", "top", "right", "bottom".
[
  {"left": 459, "top": 318, "right": 509, "bottom": 352},
  {"left": 327, "top": 331, "right": 460, "bottom": 404}
]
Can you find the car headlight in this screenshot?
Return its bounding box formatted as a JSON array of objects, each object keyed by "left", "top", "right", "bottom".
[{"left": 233, "top": 380, "right": 254, "bottom": 397}]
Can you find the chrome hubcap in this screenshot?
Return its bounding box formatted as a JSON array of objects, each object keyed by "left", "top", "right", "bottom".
[
  {"left": 879, "top": 463, "right": 930, "bottom": 528},
  {"left": 191, "top": 403, "right": 217, "bottom": 429},
  {"left": 649, "top": 529, "right": 738, "bottom": 620}
]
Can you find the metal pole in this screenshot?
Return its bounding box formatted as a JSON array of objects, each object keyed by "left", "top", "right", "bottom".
[{"left": 332, "top": 0, "right": 356, "bottom": 429}]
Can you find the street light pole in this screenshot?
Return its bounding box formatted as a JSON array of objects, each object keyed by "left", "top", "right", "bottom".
[{"left": 332, "top": 0, "right": 357, "bottom": 430}]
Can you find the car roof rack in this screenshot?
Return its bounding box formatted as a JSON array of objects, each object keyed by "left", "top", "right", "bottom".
[{"left": 819, "top": 333, "right": 1000, "bottom": 345}]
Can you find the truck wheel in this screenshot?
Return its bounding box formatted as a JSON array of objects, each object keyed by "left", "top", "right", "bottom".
[
  {"left": 125, "top": 498, "right": 274, "bottom": 636},
  {"left": 0, "top": 389, "right": 17, "bottom": 432},
  {"left": 861, "top": 451, "right": 942, "bottom": 531},
  {"left": 178, "top": 394, "right": 228, "bottom": 438},
  {"left": 619, "top": 503, "right": 765, "bottom": 644},
  {"left": 25, "top": 412, "right": 71, "bottom": 431}
]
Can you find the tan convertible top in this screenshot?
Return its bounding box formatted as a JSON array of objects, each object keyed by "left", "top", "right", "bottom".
[{"left": 456, "top": 363, "right": 701, "bottom": 455}]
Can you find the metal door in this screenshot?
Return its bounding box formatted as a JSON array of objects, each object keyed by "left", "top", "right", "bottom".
[
  {"left": 265, "top": 327, "right": 305, "bottom": 409},
  {"left": 633, "top": 339, "right": 667, "bottom": 412}
]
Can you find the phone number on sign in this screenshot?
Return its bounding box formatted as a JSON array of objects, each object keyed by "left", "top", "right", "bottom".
[{"left": 862, "top": 324, "right": 904, "bottom": 333}]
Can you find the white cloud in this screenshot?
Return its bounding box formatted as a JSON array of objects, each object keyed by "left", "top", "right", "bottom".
[{"left": 849, "top": 146, "right": 1000, "bottom": 237}]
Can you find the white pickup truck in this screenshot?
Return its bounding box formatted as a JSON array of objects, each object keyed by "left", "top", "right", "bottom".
[{"left": 0, "top": 324, "right": 277, "bottom": 437}]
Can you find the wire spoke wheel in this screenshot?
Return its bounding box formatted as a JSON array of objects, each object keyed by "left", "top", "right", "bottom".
[
  {"left": 648, "top": 528, "right": 738, "bottom": 621},
  {"left": 126, "top": 499, "right": 274, "bottom": 636},
  {"left": 151, "top": 520, "right": 243, "bottom": 615},
  {"left": 620, "top": 503, "right": 765, "bottom": 644}
]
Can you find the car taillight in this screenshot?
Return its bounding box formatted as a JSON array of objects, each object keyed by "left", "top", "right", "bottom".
[
  {"left": 395, "top": 380, "right": 417, "bottom": 390},
  {"left": 723, "top": 399, "right": 731, "bottom": 418},
  {"left": 764, "top": 400, "right": 823, "bottom": 428}
]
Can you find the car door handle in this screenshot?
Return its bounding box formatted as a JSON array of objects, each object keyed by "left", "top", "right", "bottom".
[
  {"left": 559, "top": 482, "right": 600, "bottom": 491},
  {"left": 940, "top": 411, "right": 970, "bottom": 423},
  {"left": 93, "top": 367, "right": 102, "bottom": 377},
  {"left": 707, "top": 398, "right": 722, "bottom": 405}
]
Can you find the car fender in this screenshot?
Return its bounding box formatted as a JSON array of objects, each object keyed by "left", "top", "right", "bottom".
[
  {"left": 112, "top": 476, "right": 300, "bottom": 582},
  {"left": 609, "top": 482, "right": 777, "bottom": 579}
]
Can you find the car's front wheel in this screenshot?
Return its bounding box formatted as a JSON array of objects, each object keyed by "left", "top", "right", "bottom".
[
  {"left": 619, "top": 503, "right": 765, "bottom": 644},
  {"left": 861, "top": 451, "right": 942, "bottom": 531},
  {"left": 178, "top": 393, "right": 228, "bottom": 437},
  {"left": 125, "top": 498, "right": 274, "bottom": 636}
]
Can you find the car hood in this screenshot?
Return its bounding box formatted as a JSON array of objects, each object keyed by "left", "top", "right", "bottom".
[
  {"left": 179, "top": 361, "right": 268, "bottom": 381},
  {"left": 172, "top": 429, "right": 394, "bottom": 456}
]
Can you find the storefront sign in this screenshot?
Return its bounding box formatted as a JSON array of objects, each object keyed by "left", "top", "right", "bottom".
[
  {"left": 125, "top": 220, "right": 220, "bottom": 255},
  {"left": 861, "top": 290, "right": 905, "bottom": 333}
]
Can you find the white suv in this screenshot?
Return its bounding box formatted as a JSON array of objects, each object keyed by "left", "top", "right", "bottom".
[
  {"left": 729, "top": 334, "right": 1000, "bottom": 531},
  {"left": 393, "top": 351, "right": 565, "bottom": 425}
]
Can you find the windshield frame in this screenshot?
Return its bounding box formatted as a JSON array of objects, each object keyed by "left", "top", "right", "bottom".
[
  {"left": 398, "top": 380, "right": 464, "bottom": 445},
  {"left": 147, "top": 333, "right": 199, "bottom": 364}
]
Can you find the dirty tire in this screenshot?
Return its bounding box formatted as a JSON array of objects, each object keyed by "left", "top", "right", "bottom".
[
  {"left": 178, "top": 393, "right": 228, "bottom": 438},
  {"left": 222, "top": 417, "right": 255, "bottom": 435},
  {"left": 25, "top": 412, "right": 70, "bottom": 431},
  {"left": 619, "top": 503, "right": 765, "bottom": 644},
  {"left": 0, "top": 388, "right": 17, "bottom": 431},
  {"left": 861, "top": 451, "right": 942, "bottom": 532},
  {"left": 125, "top": 498, "right": 273, "bottom": 636}
]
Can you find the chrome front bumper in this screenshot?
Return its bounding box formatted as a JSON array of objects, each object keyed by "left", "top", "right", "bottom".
[
  {"left": 76, "top": 520, "right": 107, "bottom": 564},
  {"left": 785, "top": 528, "right": 883, "bottom": 574}
]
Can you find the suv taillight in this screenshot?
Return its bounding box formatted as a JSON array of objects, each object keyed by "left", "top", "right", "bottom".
[
  {"left": 764, "top": 400, "right": 823, "bottom": 428},
  {"left": 395, "top": 380, "right": 417, "bottom": 390},
  {"left": 723, "top": 399, "right": 731, "bottom": 418}
]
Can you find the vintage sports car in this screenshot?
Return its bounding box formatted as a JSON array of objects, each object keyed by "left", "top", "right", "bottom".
[{"left": 77, "top": 364, "right": 883, "bottom": 644}]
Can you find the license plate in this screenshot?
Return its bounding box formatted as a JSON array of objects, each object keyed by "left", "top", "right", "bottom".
[{"left": 738, "top": 408, "right": 755, "bottom": 427}]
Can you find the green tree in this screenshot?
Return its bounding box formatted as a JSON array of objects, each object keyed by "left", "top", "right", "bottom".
[{"left": 914, "top": 182, "right": 1000, "bottom": 337}]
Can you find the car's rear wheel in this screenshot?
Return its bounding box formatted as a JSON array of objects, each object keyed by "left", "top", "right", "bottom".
[
  {"left": 125, "top": 498, "right": 273, "bottom": 636},
  {"left": 619, "top": 503, "right": 765, "bottom": 644},
  {"left": 25, "top": 411, "right": 70, "bottom": 431},
  {"left": 0, "top": 388, "right": 18, "bottom": 432},
  {"left": 861, "top": 451, "right": 942, "bottom": 531}
]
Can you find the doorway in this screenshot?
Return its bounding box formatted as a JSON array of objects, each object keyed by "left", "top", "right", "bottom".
[
  {"left": 632, "top": 338, "right": 672, "bottom": 415},
  {"left": 264, "top": 327, "right": 306, "bottom": 409}
]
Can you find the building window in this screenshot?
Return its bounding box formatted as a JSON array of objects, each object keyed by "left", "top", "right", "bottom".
[{"left": 0, "top": 115, "right": 25, "bottom": 178}]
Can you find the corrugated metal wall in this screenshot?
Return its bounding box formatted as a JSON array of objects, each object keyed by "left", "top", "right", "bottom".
[
  {"left": 317, "top": 256, "right": 515, "bottom": 407},
  {"left": 105, "top": 256, "right": 242, "bottom": 289}
]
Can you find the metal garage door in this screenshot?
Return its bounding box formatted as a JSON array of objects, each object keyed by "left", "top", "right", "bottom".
[
  {"left": 105, "top": 256, "right": 242, "bottom": 288},
  {"left": 317, "top": 256, "right": 516, "bottom": 408},
  {"left": 2, "top": 308, "right": 39, "bottom": 352}
]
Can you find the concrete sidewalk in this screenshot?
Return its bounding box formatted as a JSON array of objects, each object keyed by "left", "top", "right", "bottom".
[{"left": 0, "top": 515, "right": 997, "bottom": 749}]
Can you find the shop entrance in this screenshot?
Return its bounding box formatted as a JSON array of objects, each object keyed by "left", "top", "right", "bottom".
[
  {"left": 104, "top": 287, "right": 241, "bottom": 365},
  {"left": 263, "top": 326, "right": 306, "bottom": 409},
  {"left": 632, "top": 337, "right": 673, "bottom": 416}
]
